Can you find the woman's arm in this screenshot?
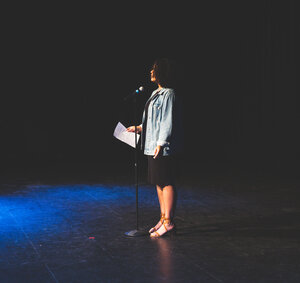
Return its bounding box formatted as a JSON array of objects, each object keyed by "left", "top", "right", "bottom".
[{"left": 157, "top": 90, "right": 175, "bottom": 147}]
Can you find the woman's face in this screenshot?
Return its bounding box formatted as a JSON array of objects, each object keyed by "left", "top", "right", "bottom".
[{"left": 150, "top": 69, "right": 156, "bottom": 82}]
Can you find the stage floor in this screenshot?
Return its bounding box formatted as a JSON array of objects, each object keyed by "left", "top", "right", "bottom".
[{"left": 0, "top": 173, "right": 300, "bottom": 282}]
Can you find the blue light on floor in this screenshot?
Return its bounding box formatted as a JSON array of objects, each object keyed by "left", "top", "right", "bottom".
[{"left": 0, "top": 185, "right": 139, "bottom": 242}]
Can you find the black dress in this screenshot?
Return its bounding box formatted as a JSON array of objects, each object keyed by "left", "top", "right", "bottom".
[
  {"left": 142, "top": 92, "right": 179, "bottom": 187},
  {"left": 147, "top": 155, "right": 178, "bottom": 187}
]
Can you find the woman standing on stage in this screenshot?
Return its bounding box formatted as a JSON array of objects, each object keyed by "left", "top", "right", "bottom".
[{"left": 127, "top": 58, "right": 184, "bottom": 237}]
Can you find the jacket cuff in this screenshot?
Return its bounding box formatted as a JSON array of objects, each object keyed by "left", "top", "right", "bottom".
[{"left": 157, "top": 140, "right": 169, "bottom": 147}]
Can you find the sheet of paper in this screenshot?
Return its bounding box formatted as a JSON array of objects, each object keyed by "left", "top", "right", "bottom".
[{"left": 113, "top": 122, "right": 140, "bottom": 148}]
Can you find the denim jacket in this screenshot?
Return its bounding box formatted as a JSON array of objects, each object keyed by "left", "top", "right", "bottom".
[{"left": 141, "top": 88, "right": 184, "bottom": 156}]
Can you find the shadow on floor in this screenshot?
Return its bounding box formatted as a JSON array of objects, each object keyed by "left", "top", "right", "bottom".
[{"left": 176, "top": 211, "right": 300, "bottom": 239}]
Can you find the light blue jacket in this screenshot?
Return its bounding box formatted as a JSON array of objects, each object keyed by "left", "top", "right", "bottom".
[{"left": 141, "top": 88, "right": 184, "bottom": 156}]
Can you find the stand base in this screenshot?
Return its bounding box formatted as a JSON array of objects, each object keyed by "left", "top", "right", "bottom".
[{"left": 125, "top": 229, "right": 148, "bottom": 237}]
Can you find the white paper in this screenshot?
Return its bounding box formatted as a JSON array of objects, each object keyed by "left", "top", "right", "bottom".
[{"left": 113, "top": 122, "right": 140, "bottom": 148}]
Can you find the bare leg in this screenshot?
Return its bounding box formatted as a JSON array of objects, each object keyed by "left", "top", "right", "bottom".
[
  {"left": 149, "top": 185, "right": 165, "bottom": 233},
  {"left": 156, "top": 185, "right": 165, "bottom": 215},
  {"left": 150, "top": 185, "right": 176, "bottom": 237},
  {"left": 162, "top": 185, "right": 176, "bottom": 220}
]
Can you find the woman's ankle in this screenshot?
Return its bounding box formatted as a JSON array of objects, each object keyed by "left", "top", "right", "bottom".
[{"left": 164, "top": 217, "right": 173, "bottom": 225}]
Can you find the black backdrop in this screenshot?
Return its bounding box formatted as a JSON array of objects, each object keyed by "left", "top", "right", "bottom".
[{"left": 1, "top": 1, "right": 299, "bottom": 179}]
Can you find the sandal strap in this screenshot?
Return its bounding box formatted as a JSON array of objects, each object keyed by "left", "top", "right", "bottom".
[
  {"left": 159, "top": 214, "right": 165, "bottom": 225},
  {"left": 163, "top": 222, "right": 168, "bottom": 232},
  {"left": 150, "top": 231, "right": 160, "bottom": 237},
  {"left": 163, "top": 218, "right": 173, "bottom": 232},
  {"left": 149, "top": 215, "right": 165, "bottom": 233},
  {"left": 163, "top": 218, "right": 171, "bottom": 231}
]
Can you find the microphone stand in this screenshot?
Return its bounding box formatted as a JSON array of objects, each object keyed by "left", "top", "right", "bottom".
[{"left": 125, "top": 95, "right": 148, "bottom": 237}]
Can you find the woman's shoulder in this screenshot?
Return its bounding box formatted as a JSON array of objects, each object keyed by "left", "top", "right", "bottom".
[
  {"left": 163, "top": 88, "right": 182, "bottom": 105},
  {"left": 163, "top": 88, "right": 176, "bottom": 97}
]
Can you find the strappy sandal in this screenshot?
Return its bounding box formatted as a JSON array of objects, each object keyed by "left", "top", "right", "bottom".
[
  {"left": 149, "top": 213, "right": 165, "bottom": 234},
  {"left": 150, "top": 218, "right": 176, "bottom": 238}
]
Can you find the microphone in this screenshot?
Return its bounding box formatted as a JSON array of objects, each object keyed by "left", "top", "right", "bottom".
[
  {"left": 124, "top": 86, "right": 144, "bottom": 101},
  {"left": 136, "top": 86, "right": 144, "bottom": 93}
]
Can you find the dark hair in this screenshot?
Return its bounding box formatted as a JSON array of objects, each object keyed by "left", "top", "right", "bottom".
[{"left": 152, "top": 58, "right": 177, "bottom": 88}]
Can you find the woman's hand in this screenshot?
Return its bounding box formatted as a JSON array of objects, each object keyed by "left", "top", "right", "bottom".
[
  {"left": 126, "top": 125, "right": 142, "bottom": 133},
  {"left": 153, "top": 145, "right": 162, "bottom": 159}
]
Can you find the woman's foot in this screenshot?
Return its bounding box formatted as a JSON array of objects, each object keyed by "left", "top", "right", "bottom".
[
  {"left": 150, "top": 218, "right": 176, "bottom": 238},
  {"left": 149, "top": 213, "right": 165, "bottom": 234}
]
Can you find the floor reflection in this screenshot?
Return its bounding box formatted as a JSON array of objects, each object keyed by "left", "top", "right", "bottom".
[{"left": 153, "top": 237, "right": 174, "bottom": 282}]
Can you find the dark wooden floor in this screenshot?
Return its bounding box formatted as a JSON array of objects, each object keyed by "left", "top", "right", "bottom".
[{"left": 0, "top": 163, "right": 300, "bottom": 282}]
